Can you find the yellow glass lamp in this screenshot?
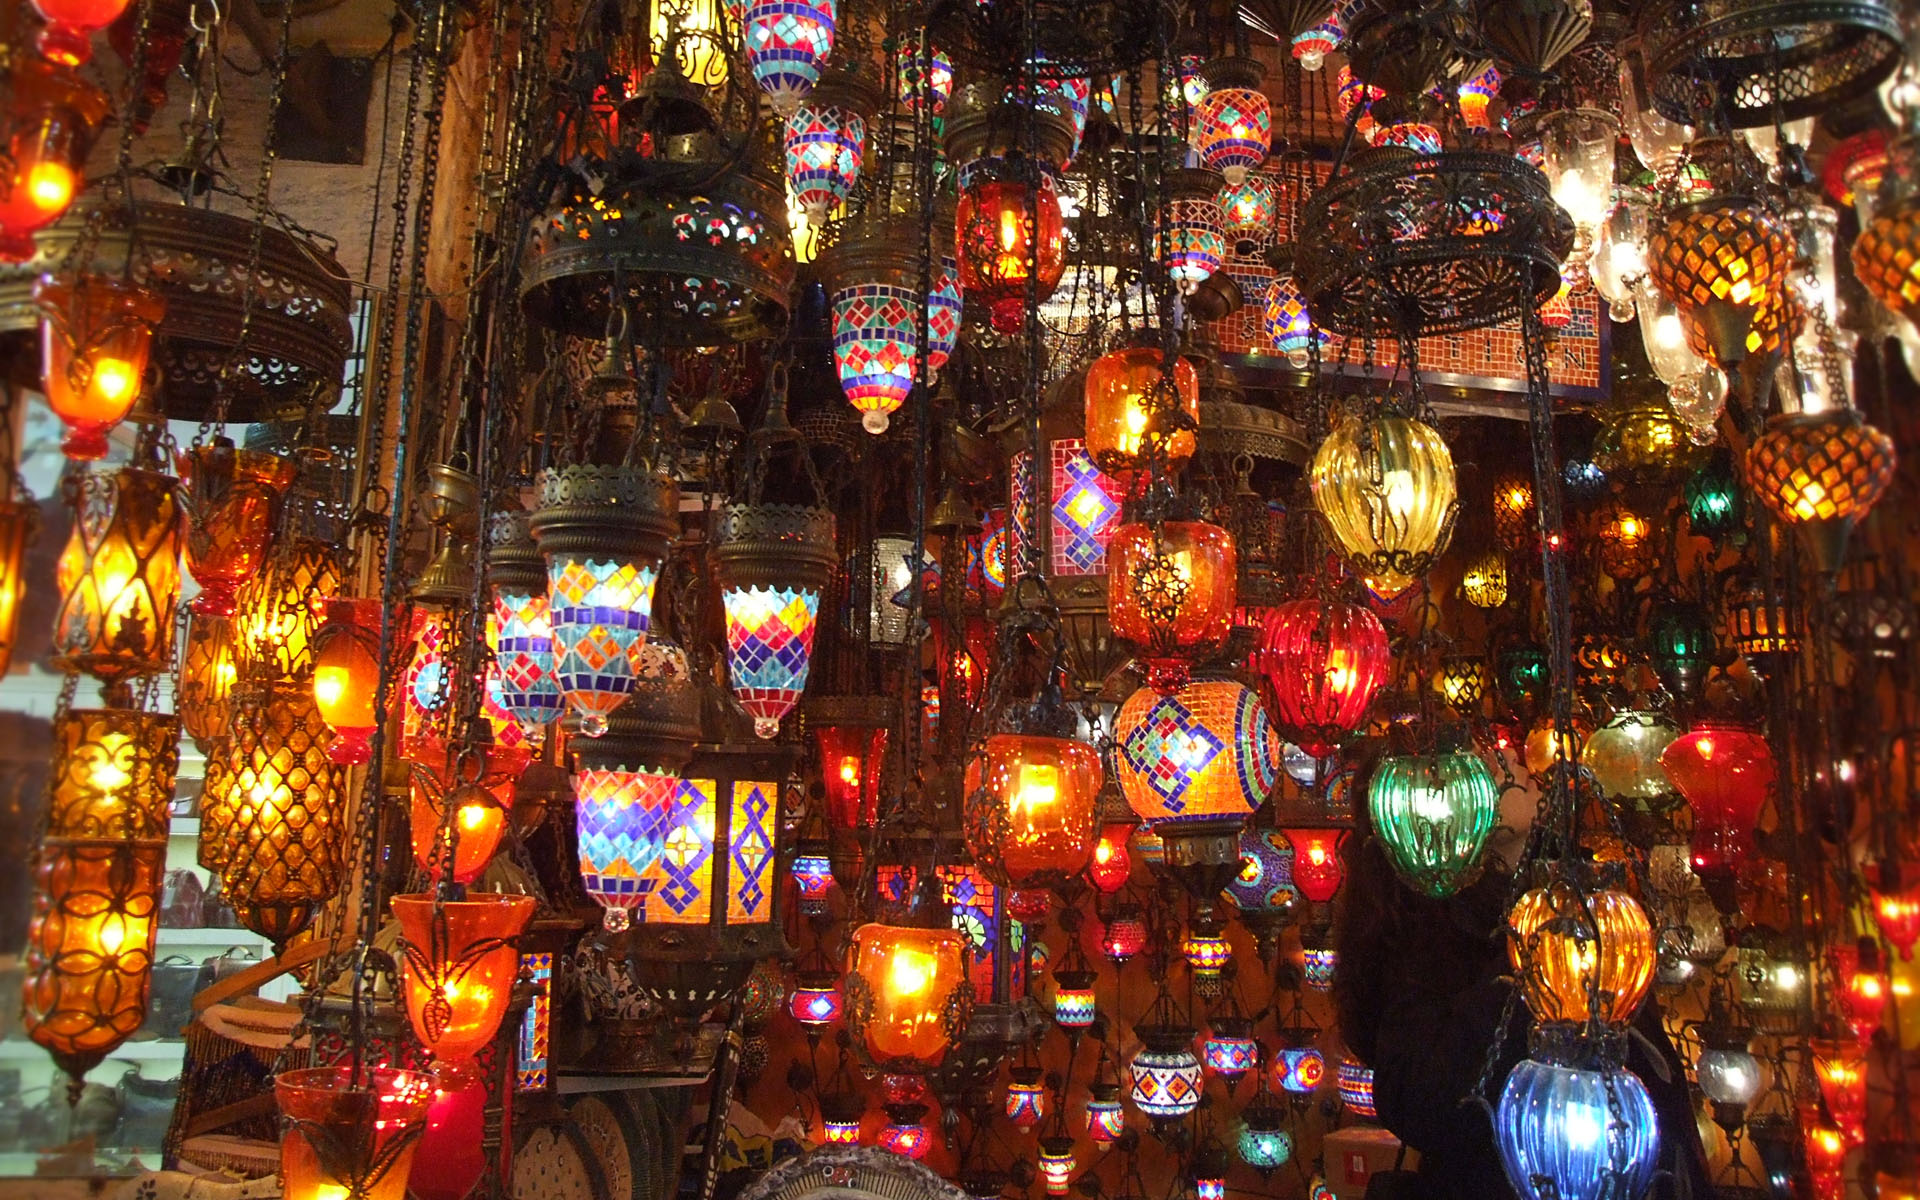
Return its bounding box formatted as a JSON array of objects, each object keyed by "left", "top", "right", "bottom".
[
  {"left": 1311, "top": 410, "right": 1457, "bottom": 598},
  {"left": 48, "top": 707, "right": 179, "bottom": 840},
  {"left": 1508, "top": 882, "right": 1655, "bottom": 1028},
  {"left": 0, "top": 499, "right": 34, "bottom": 676},
  {"left": 650, "top": 0, "right": 728, "bottom": 87},
  {"left": 845, "top": 920, "right": 972, "bottom": 1073}
]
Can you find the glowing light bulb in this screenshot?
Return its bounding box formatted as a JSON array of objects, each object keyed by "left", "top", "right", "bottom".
[
  {"left": 28, "top": 160, "right": 73, "bottom": 212},
  {"left": 313, "top": 666, "right": 349, "bottom": 710},
  {"left": 889, "top": 947, "right": 936, "bottom": 996},
  {"left": 1013, "top": 762, "right": 1060, "bottom": 814},
  {"left": 1382, "top": 469, "right": 1416, "bottom": 521}
]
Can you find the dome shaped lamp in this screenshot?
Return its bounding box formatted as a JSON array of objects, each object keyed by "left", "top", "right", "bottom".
[
  {"left": 1507, "top": 883, "right": 1656, "bottom": 1031},
  {"left": 1746, "top": 407, "right": 1895, "bottom": 574},
  {"left": 1107, "top": 520, "right": 1236, "bottom": 694},
  {"left": 743, "top": 0, "right": 836, "bottom": 116},
  {"left": 1259, "top": 599, "right": 1391, "bottom": 757},
  {"left": 1658, "top": 723, "right": 1775, "bottom": 910},
  {"left": 1310, "top": 410, "right": 1457, "bottom": 599},
  {"left": 1368, "top": 751, "right": 1500, "bottom": 897}
]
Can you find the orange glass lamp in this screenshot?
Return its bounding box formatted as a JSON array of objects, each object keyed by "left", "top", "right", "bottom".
[
  {"left": 963, "top": 732, "right": 1102, "bottom": 892},
  {"left": 845, "top": 918, "right": 973, "bottom": 1073},
  {"left": 1491, "top": 472, "right": 1534, "bottom": 550},
  {"left": 1647, "top": 197, "right": 1800, "bottom": 372},
  {"left": 1507, "top": 883, "right": 1655, "bottom": 1029},
  {"left": 1108, "top": 520, "right": 1236, "bottom": 694},
  {"left": 179, "top": 441, "right": 295, "bottom": 617},
  {"left": 21, "top": 837, "right": 164, "bottom": 1082},
  {"left": 53, "top": 464, "right": 182, "bottom": 695},
  {"left": 0, "top": 498, "right": 33, "bottom": 676},
  {"left": 49, "top": 707, "right": 179, "bottom": 840},
  {"left": 0, "top": 61, "right": 106, "bottom": 260},
  {"left": 1810, "top": 1038, "right": 1867, "bottom": 1145},
  {"left": 274, "top": 1065, "right": 436, "bottom": 1200},
  {"left": 1746, "top": 408, "right": 1895, "bottom": 573},
  {"left": 1083, "top": 346, "right": 1200, "bottom": 491},
  {"left": 178, "top": 610, "right": 238, "bottom": 753},
  {"left": 393, "top": 892, "right": 536, "bottom": 1085},
  {"left": 408, "top": 735, "right": 529, "bottom": 886},
  {"left": 219, "top": 682, "right": 347, "bottom": 947},
  {"left": 815, "top": 717, "right": 887, "bottom": 830},
  {"left": 233, "top": 536, "right": 340, "bottom": 684},
  {"left": 312, "top": 597, "right": 383, "bottom": 765},
  {"left": 35, "top": 274, "right": 164, "bottom": 462},
  {"left": 954, "top": 165, "right": 1066, "bottom": 334}
]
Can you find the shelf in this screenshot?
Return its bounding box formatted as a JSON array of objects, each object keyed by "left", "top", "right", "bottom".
[
  {"left": 169, "top": 818, "right": 200, "bottom": 837},
  {"left": 0, "top": 1038, "right": 183, "bottom": 1065},
  {"left": 155, "top": 927, "right": 271, "bottom": 951},
  {"left": 555, "top": 1070, "right": 712, "bottom": 1095}
]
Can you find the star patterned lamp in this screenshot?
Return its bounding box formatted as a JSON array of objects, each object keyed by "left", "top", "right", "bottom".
[
  {"left": 714, "top": 504, "right": 835, "bottom": 738},
  {"left": 1129, "top": 1025, "right": 1204, "bottom": 1123}
]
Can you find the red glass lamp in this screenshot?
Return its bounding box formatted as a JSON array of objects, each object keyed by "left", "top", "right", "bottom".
[
  {"left": 1086, "top": 823, "right": 1132, "bottom": 893},
  {"left": 1282, "top": 827, "right": 1348, "bottom": 906},
  {"left": 1260, "top": 599, "right": 1391, "bottom": 757},
  {"left": 1107, "top": 520, "right": 1236, "bottom": 694},
  {"left": 816, "top": 721, "right": 886, "bottom": 830},
  {"left": 0, "top": 61, "right": 106, "bottom": 259},
  {"left": 1659, "top": 723, "right": 1775, "bottom": 893},
  {"left": 32, "top": 0, "right": 135, "bottom": 64},
  {"left": 955, "top": 164, "right": 1065, "bottom": 334},
  {"left": 35, "top": 273, "right": 165, "bottom": 461}
]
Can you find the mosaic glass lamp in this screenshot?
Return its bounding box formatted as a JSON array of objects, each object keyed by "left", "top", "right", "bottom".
[
  {"left": 714, "top": 503, "right": 835, "bottom": 737},
  {"left": 1647, "top": 197, "right": 1800, "bottom": 369},
  {"left": 1191, "top": 56, "right": 1270, "bottom": 184},
  {"left": 782, "top": 73, "right": 871, "bottom": 222},
  {"left": 743, "top": 0, "right": 836, "bottom": 116},
  {"left": 1746, "top": 407, "right": 1895, "bottom": 572}
]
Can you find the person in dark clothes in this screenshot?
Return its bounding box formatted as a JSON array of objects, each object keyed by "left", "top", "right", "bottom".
[{"left": 1330, "top": 744, "right": 1714, "bottom": 1200}]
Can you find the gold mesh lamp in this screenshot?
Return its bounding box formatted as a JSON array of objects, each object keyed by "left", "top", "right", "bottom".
[
  {"left": 1647, "top": 197, "right": 1800, "bottom": 382},
  {"left": 53, "top": 464, "right": 183, "bottom": 701},
  {"left": 1746, "top": 407, "right": 1895, "bottom": 572}
]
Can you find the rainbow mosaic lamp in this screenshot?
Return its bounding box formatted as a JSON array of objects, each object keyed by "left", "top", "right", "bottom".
[
  {"left": 1192, "top": 56, "right": 1271, "bottom": 185},
  {"left": 714, "top": 503, "right": 836, "bottom": 738},
  {"left": 783, "top": 70, "right": 875, "bottom": 223},
  {"left": 744, "top": 0, "right": 836, "bottom": 116},
  {"left": 1158, "top": 166, "right": 1228, "bottom": 294},
  {"left": 529, "top": 465, "right": 679, "bottom": 737},
  {"left": 485, "top": 508, "right": 562, "bottom": 743},
  {"left": 821, "top": 211, "right": 931, "bottom": 435},
  {"left": 570, "top": 651, "right": 700, "bottom": 931}
]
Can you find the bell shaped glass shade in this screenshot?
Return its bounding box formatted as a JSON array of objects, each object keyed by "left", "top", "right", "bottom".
[
  {"left": 1495, "top": 1059, "right": 1660, "bottom": 1200},
  {"left": 1259, "top": 599, "right": 1391, "bottom": 757},
  {"left": 743, "top": 0, "right": 836, "bottom": 116},
  {"left": 393, "top": 894, "right": 536, "bottom": 1085},
  {"left": 1659, "top": 723, "right": 1775, "bottom": 877},
  {"left": 1368, "top": 751, "right": 1499, "bottom": 897},
  {"left": 1508, "top": 884, "right": 1656, "bottom": 1028}
]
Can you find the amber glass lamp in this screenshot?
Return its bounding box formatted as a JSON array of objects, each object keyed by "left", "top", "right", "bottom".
[
  {"left": 1594, "top": 503, "right": 1658, "bottom": 581},
  {"left": 49, "top": 707, "right": 179, "bottom": 840},
  {"left": 1310, "top": 410, "right": 1457, "bottom": 598},
  {"left": 274, "top": 1066, "right": 435, "bottom": 1200},
  {"left": 954, "top": 163, "right": 1066, "bottom": 334},
  {"left": 1746, "top": 408, "right": 1895, "bottom": 573},
  {"left": 219, "top": 682, "right": 347, "bottom": 946},
  {"left": 408, "top": 736, "right": 529, "bottom": 886},
  {"left": 54, "top": 464, "right": 182, "bottom": 693},
  {"left": 177, "top": 610, "right": 238, "bottom": 754},
  {"left": 234, "top": 537, "right": 341, "bottom": 684},
  {"left": 1647, "top": 197, "right": 1800, "bottom": 370},
  {"left": 393, "top": 892, "right": 536, "bottom": 1084},
  {"left": 845, "top": 919, "right": 972, "bottom": 1073},
  {"left": 312, "top": 597, "right": 383, "bottom": 765},
  {"left": 1507, "top": 882, "right": 1655, "bottom": 1029},
  {"left": 0, "top": 498, "right": 31, "bottom": 677},
  {"left": 35, "top": 274, "right": 164, "bottom": 462},
  {"left": 1108, "top": 520, "right": 1236, "bottom": 693},
  {"left": 1083, "top": 346, "right": 1200, "bottom": 490},
  {"left": 22, "top": 837, "right": 164, "bottom": 1081},
  {"left": 179, "top": 441, "right": 295, "bottom": 616},
  {"left": 963, "top": 732, "right": 1102, "bottom": 891},
  {"left": 1491, "top": 472, "right": 1534, "bottom": 551},
  {"left": 0, "top": 61, "right": 107, "bottom": 259},
  {"left": 1460, "top": 549, "right": 1508, "bottom": 609}
]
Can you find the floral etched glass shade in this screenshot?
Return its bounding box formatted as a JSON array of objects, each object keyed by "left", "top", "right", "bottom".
[
  {"left": 49, "top": 707, "right": 179, "bottom": 840},
  {"left": 34, "top": 274, "right": 164, "bottom": 461},
  {"left": 393, "top": 893, "right": 536, "bottom": 1084},
  {"left": 179, "top": 443, "right": 295, "bottom": 617}
]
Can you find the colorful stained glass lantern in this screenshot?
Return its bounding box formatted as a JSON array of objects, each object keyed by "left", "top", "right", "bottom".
[
  {"left": 1129, "top": 1026, "right": 1204, "bottom": 1123},
  {"left": 48, "top": 707, "right": 179, "bottom": 841},
  {"left": 790, "top": 970, "right": 842, "bottom": 1028},
  {"left": 1311, "top": 410, "right": 1457, "bottom": 598},
  {"left": 1038, "top": 1136, "right": 1077, "bottom": 1195},
  {"left": 1368, "top": 751, "right": 1500, "bottom": 897},
  {"left": 34, "top": 273, "right": 164, "bottom": 461},
  {"left": 1301, "top": 940, "right": 1337, "bottom": 991},
  {"left": 1191, "top": 57, "right": 1270, "bottom": 184},
  {"left": 1006, "top": 1065, "right": 1047, "bottom": 1129},
  {"left": 955, "top": 163, "right": 1066, "bottom": 335},
  {"left": 179, "top": 441, "right": 295, "bottom": 617},
  {"left": 1260, "top": 599, "right": 1390, "bottom": 757},
  {"left": 1457, "top": 66, "right": 1501, "bottom": 129},
  {"left": 879, "top": 1104, "right": 932, "bottom": 1158},
  {"left": 1052, "top": 968, "right": 1097, "bottom": 1028},
  {"left": 1219, "top": 175, "right": 1276, "bottom": 251},
  {"left": 846, "top": 920, "right": 973, "bottom": 1073},
  {"left": 820, "top": 1093, "right": 863, "bottom": 1144},
  {"left": 1204, "top": 1016, "right": 1259, "bottom": 1082},
  {"left": 1238, "top": 1104, "right": 1293, "bottom": 1172},
  {"left": 393, "top": 893, "right": 536, "bottom": 1084},
  {"left": 1274, "top": 1045, "right": 1326, "bottom": 1094},
  {"left": 894, "top": 29, "right": 951, "bottom": 113},
  {"left": 487, "top": 588, "right": 562, "bottom": 743},
  {"left": 1225, "top": 826, "right": 1298, "bottom": 954},
  {"left": 1263, "top": 266, "right": 1324, "bottom": 368},
  {"left": 1108, "top": 521, "right": 1236, "bottom": 694},
  {"left": 1508, "top": 883, "right": 1655, "bottom": 1029},
  {"left": 743, "top": 0, "right": 836, "bottom": 115},
  {"left": 1648, "top": 197, "right": 1800, "bottom": 370},
  {"left": 822, "top": 212, "right": 927, "bottom": 435},
  {"left": 1659, "top": 723, "right": 1775, "bottom": 885},
  {"left": 1494, "top": 1060, "right": 1659, "bottom": 1200},
  {"left": 22, "top": 837, "right": 163, "bottom": 1081},
  {"left": 1338, "top": 1058, "right": 1377, "bottom": 1118},
  {"left": 574, "top": 761, "right": 681, "bottom": 932},
  {"left": 54, "top": 464, "right": 182, "bottom": 693},
  {"left": 1084, "top": 345, "right": 1200, "bottom": 491},
  {"left": 783, "top": 74, "right": 871, "bottom": 222},
  {"left": 1087, "top": 1082, "right": 1126, "bottom": 1143},
  {"left": 1158, "top": 167, "right": 1228, "bottom": 293},
  {"left": 1114, "top": 677, "right": 1280, "bottom": 829},
  {"left": 1291, "top": 13, "right": 1342, "bottom": 71},
  {"left": 530, "top": 465, "right": 678, "bottom": 737},
  {"left": 714, "top": 504, "right": 835, "bottom": 737},
  {"left": 1183, "top": 922, "right": 1234, "bottom": 991}
]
